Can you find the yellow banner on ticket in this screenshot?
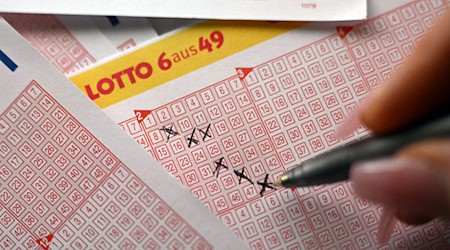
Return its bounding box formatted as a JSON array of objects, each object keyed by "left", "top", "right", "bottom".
[{"left": 70, "top": 21, "right": 304, "bottom": 108}]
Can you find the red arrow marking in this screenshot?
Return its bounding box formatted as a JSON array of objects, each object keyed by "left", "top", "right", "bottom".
[
  {"left": 134, "top": 110, "right": 152, "bottom": 124},
  {"left": 36, "top": 233, "right": 53, "bottom": 250},
  {"left": 336, "top": 26, "right": 354, "bottom": 39},
  {"left": 235, "top": 68, "right": 254, "bottom": 81}
]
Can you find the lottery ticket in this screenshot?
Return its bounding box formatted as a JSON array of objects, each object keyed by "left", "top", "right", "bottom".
[
  {"left": 71, "top": 0, "right": 450, "bottom": 249},
  {"left": 2, "top": 14, "right": 117, "bottom": 76},
  {"left": 0, "top": 0, "right": 366, "bottom": 21},
  {"left": 0, "top": 19, "right": 247, "bottom": 249},
  {"left": 89, "top": 16, "right": 159, "bottom": 52}
]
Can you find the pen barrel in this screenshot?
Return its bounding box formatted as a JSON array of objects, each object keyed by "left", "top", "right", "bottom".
[
  {"left": 286, "top": 151, "right": 350, "bottom": 187},
  {"left": 352, "top": 114, "right": 450, "bottom": 161},
  {"left": 283, "top": 114, "right": 450, "bottom": 188}
]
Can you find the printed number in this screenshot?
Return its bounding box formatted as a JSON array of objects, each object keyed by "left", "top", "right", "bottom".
[
  {"left": 158, "top": 52, "right": 172, "bottom": 71},
  {"left": 199, "top": 31, "right": 224, "bottom": 52}
]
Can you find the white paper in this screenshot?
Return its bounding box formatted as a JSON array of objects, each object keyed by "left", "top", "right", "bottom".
[
  {"left": 0, "top": 19, "right": 247, "bottom": 249},
  {"left": 0, "top": 0, "right": 367, "bottom": 21}
]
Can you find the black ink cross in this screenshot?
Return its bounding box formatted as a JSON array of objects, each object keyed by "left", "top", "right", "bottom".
[
  {"left": 257, "top": 174, "right": 276, "bottom": 197},
  {"left": 199, "top": 124, "right": 212, "bottom": 141},
  {"left": 233, "top": 167, "right": 254, "bottom": 185},
  {"left": 160, "top": 124, "right": 179, "bottom": 142},
  {"left": 213, "top": 157, "right": 229, "bottom": 178},
  {"left": 186, "top": 128, "right": 199, "bottom": 148}
]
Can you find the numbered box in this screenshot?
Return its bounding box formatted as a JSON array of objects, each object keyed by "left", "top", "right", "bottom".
[{"left": 257, "top": 65, "right": 274, "bottom": 80}]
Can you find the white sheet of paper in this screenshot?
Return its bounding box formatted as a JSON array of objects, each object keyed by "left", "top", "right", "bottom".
[
  {"left": 0, "top": 0, "right": 367, "bottom": 21},
  {"left": 0, "top": 19, "right": 247, "bottom": 249}
]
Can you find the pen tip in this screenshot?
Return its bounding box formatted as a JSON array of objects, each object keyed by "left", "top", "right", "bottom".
[
  {"left": 273, "top": 178, "right": 282, "bottom": 187},
  {"left": 274, "top": 175, "right": 288, "bottom": 187}
]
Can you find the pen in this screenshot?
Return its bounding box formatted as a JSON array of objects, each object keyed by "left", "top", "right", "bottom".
[{"left": 275, "top": 114, "right": 450, "bottom": 188}]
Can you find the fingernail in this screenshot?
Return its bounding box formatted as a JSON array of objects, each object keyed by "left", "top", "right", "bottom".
[
  {"left": 377, "top": 206, "right": 397, "bottom": 244},
  {"left": 350, "top": 158, "right": 447, "bottom": 217}
]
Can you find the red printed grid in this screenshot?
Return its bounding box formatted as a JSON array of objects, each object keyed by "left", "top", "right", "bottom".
[
  {"left": 3, "top": 14, "right": 96, "bottom": 75},
  {"left": 0, "top": 81, "right": 210, "bottom": 249},
  {"left": 118, "top": 1, "right": 450, "bottom": 249},
  {"left": 342, "top": 0, "right": 448, "bottom": 92}
]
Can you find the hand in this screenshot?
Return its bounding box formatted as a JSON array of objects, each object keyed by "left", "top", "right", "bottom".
[{"left": 340, "top": 9, "right": 450, "bottom": 239}]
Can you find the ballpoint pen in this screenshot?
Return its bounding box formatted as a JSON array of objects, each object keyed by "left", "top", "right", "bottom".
[{"left": 275, "top": 114, "right": 450, "bottom": 188}]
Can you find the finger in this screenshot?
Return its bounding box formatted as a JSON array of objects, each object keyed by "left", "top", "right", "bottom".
[
  {"left": 360, "top": 11, "right": 450, "bottom": 135},
  {"left": 350, "top": 138, "right": 450, "bottom": 219}
]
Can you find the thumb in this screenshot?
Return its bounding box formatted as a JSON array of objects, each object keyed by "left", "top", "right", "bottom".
[{"left": 350, "top": 138, "right": 450, "bottom": 222}]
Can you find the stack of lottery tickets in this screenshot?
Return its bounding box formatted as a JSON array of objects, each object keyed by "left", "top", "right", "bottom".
[{"left": 1, "top": 0, "right": 450, "bottom": 249}]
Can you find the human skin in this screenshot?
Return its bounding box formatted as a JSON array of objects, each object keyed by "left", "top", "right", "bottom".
[{"left": 344, "top": 9, "right": 450, "bottom": 227}]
